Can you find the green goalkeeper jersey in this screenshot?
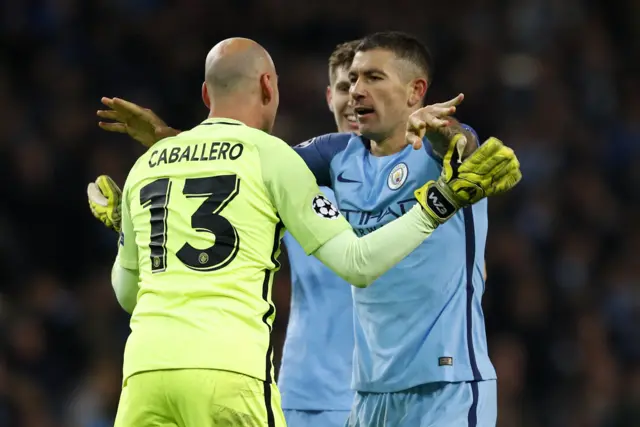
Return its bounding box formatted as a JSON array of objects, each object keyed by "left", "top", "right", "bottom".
[{"left": 117, "top": 118, "right": 351, "bottom": 383}]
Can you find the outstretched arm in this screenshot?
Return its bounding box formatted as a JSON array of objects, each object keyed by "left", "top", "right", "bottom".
[
  {"left": 262, "top": 140, "right": 438, "bottom": 287},
  {"left": 260, "top": 133, "right": 521, "bottom": 287},
  {"left": 312, "top": 205, "right": 436, "bottom": 286}
]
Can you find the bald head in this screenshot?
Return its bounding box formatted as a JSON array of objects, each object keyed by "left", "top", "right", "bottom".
[
  {"left": 202, "top": 38, "right": 279, "bottom": 133},
  {"left": 204, "top": 38, "right": 275, "bottom": 99}
]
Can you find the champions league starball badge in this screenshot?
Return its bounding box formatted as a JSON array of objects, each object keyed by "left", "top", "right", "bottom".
[{"left": 312, "top": 195, "right": 340, "bottom": 219}]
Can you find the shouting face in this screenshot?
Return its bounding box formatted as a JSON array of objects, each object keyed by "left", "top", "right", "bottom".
[{"left": 349, "top": 48, "right": 425, "bottom": 142}]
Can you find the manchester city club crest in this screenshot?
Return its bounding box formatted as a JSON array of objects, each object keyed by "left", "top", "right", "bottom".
[{"left": 387, "top": 162, "right": 408, "bottom": 190}]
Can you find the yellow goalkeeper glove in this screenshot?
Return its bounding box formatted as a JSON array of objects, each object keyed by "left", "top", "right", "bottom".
[
  {"left": 87, "top": 175, "right": 122, "bottom": 232},
  {"left": 415, "top": 134, "right": 522, "bottom": 224}
]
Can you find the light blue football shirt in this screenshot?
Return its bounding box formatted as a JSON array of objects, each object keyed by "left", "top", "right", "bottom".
[
  {"left": 294, "top": 131, "right": 497, "bottom": 393},
  {"left": 278, "top": 187, "right": 355, "bottom": 410}
]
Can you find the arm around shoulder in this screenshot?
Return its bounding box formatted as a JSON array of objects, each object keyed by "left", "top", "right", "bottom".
[
  {"left": 312, "top": 204, "right": 438, "bottom": 287},
  {"left": 263, "top": 139, "right": 439, "bottom": 288}
]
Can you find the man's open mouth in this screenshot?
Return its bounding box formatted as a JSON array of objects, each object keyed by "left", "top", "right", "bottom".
[{"left": 354, "top": 107, "right": 375, "bottom": 118}]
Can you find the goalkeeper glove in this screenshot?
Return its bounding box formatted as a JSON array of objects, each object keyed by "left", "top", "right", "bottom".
[
  {"left": 87, "top": 175, "right": 122, "bottom": 232},
  {"left": 415, "top": 134, "right": 522, "bottom": 224}
]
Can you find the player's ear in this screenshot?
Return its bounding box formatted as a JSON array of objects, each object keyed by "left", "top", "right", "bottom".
[
  {"left": 326, "top": 86, "right": 334, "bottom": 112},
  {"left": 408, "top": 78, "right": 428, "bottom": 108},
  {"left": 202, "top": 82, "right": 211, "bottom": 109},
  {"left": 260, "top": 73, "right": 275, "bottom": 106}
]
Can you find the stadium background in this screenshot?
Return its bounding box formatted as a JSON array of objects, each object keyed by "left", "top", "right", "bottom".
[{"left": 1, "top": 0, "right": 639, "bottom": 426}]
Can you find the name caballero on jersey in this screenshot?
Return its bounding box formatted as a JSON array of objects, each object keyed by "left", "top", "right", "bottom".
[{"left": 148, "top": 141, "right": 244, "bottom": 168}]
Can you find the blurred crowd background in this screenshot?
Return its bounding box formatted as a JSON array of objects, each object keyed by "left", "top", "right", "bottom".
[{"left": 1, "top": 0, "right": 639, "bottom": 426}]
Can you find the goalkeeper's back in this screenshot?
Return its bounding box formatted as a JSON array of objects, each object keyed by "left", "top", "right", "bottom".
[
  {"left": 112, "top": 37, "right": 357, "bottom": 427},
  {"left": 117, "top": 118, "right": 348, "bottom": 384}
]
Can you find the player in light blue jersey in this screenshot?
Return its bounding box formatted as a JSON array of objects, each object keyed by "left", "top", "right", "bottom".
[
  {"left": 293, "top": 32, "right": 499, "bottom": 426},
  {"left": 278, "top": 41, "right": 360, "bottom": 427}
]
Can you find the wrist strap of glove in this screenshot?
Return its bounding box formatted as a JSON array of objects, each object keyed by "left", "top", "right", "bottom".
[{"left": 415, "top": 180, "right": 459, "bottom": 223}]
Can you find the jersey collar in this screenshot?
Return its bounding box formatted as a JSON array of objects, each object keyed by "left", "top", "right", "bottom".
[
  {"left": 358, "top": 134, "right": 443, "bottom": 164},
  {"left": 200, "top": 117, "right": 246, "bottom": 127}
]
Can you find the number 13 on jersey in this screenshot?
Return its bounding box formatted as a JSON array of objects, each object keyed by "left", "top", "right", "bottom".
[{"left": 139, "top": 174, "right": 241, "bottom": 273}]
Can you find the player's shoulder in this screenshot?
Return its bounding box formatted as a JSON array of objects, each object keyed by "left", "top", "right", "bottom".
[
  {"left": 123, "top": 144, "right": 162, "bottom": 188},
  {"left": 125, "top": 135, "right": 176, "bottom": 179},
  {"left": 294, "top": 132, "right": 353, "bottom": 150},
  {"left": 248, "top": 130, "right": 300, "bottom": 161},
  {"left": 127, "top": 144, "right": 161, "bottom": 178},
  {"left": 250, "top": 129, "right": 291, "bottom": 150},
  {"left": 293, "top": 132, "right": 355, "bottom": 164}
]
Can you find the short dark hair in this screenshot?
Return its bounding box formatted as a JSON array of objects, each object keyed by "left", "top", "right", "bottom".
[
  {"left": 356, "top": 31, "right": 434, "bottom": 83},
  {"left": 328, "top": 40, "right": 360, "bottom": 82}
]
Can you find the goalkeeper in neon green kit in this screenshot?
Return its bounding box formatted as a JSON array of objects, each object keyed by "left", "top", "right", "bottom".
[{"left": 89, "top": 37, "right": 521, "bottom": 427}]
